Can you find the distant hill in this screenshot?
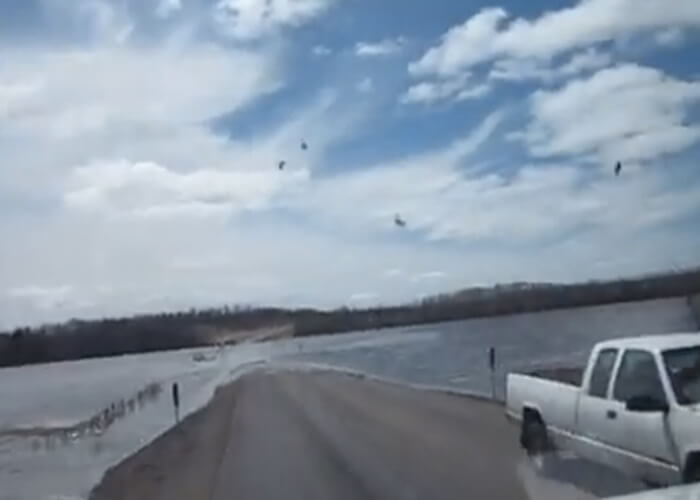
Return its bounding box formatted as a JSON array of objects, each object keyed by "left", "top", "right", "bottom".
[{"left": 1, "top": 267, "right": 699, "bottom": 368}]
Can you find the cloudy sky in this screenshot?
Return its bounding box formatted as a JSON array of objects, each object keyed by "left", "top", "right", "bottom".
[{"left": 1, "top": 0, "right": 700, "bottom": 328}]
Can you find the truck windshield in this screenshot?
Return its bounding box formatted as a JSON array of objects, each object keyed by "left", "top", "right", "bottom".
[{"left": 663, "top": 347, "right": 700, "bottom": 405}]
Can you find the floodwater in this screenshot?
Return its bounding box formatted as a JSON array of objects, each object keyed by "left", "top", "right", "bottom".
[
  {"left": 0, "top": 297, "right": 697, "bottom": 499},
  {"left": 290, "top": 297, "right": 699, "bottom": 401},
  {"left": 0, "top": 343, "right": 274, "bottom": 500}
]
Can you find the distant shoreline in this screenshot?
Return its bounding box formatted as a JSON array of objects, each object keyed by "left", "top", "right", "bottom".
[{"left": 2, "top": 268, "right": 699, "bottom": 368}]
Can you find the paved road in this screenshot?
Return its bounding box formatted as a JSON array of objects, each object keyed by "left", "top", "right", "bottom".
[{"left": 91, "top": 370, "right": 627, "bottom": 500}]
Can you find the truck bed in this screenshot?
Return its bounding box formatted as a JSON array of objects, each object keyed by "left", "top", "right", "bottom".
[
  {"left": 526, "top": 367, "right": 584, "bottom": 387},
  {"left": 506, "top": 367, "right": 583, "bottom": 433}
]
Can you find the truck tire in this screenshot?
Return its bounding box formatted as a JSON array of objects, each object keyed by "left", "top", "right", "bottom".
[
  {"left": 683, "top": 454, "right": 700, "bottom": 483},
  {"left": 522, "top": 414, "right": 552, "bottom": 472}
]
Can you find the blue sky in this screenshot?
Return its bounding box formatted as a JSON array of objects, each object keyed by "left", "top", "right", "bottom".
[{"left": 1, "top": 0, "right": 700, "bottom": 328}]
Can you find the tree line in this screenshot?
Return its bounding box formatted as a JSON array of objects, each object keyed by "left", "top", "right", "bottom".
[{"left": 2, "top": 267, "right": 699, "bottom": 368}]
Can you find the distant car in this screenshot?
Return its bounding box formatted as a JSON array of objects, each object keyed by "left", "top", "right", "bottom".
[
  {"left": 192, "top": 351, "right": 216, "bottom": 363},
  {"left": 506, "top": 333, "right": 700, "bottom": 486}
]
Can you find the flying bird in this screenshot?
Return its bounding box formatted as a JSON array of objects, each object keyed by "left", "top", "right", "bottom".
[
  {"left": 394, "top": 214, "right": 406, "bottom": 228},
  {"left": 301, "top": 140, "right": 308, "bottom": 151},
  {"left": 278, "top": 160, "right": 286, "bottom": 171},
  {"left": 614, "top": 161, "right": 622, "bottom": 176}
]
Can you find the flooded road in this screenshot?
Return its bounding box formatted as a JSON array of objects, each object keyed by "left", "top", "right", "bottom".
[{"left": 92, "top": 370, "right": 529, "bottom": 500}]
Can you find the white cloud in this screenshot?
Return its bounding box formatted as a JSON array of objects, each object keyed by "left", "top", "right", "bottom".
[
  {"left": 411, "top": 271, "right": 446, "bottom": 283},
  {"left": 312, "top": 45, "right": 332, "bottom": 56},
  {"left": 409, "top": 8, "right": 507, "bottom": 77},
  {"left": 490, "top": 47, "right": 612, "bottom": 83},
  {"left": 406, "top": 4, "right": 620, "bottom": 101},
  {"left": 331, "top": 155, "right": 698, "bottom": 244},
  {"left": 6, "top": 285, "right": 76, "bottom": 311},
  {"left": 519, "top": 64, "right": 700, "bottom": 163},
  {"left": 65, "top": 159, "right": 310, "bottom": 218},
  {"left": 655, "top": 27, "right": 686, "bottom": 47},
  {"left": 489, "top": 58, "right": 550, "bottom": 82},
  {"left": 0, "top": 43, "right": 281, "bottom": 201},
  {"left": 287, "top": 110, "right": 700, "bottom": 249},
  {"left": 156, "top": 0, "right": 183, "bottom": 19},
  {"left": 349, "top": 292, "right": 379, "bottom": 303},
  {"left": 384, "top": 268, "right": 403, "bottom": 278},
  {"left": 401, "top": 81, "right": 458, "bottom": 104},
  {"left": 37, "top": 0, "right": 135, "bottom": 45},
  {"left": 213, "top": 0, "right": 334, "bottom": 40},
  {"left": 456, "top": 83, "right": 491, "bottom": 101},
  {"left": 115, "top": 24, "right": 135, "bottom": 45},
  {"left": 355, "top": 37, "right": 405, "bottom": 57},
  {"left": 558, "top": 47, "right": 612, "bottom": 76},
  {"left": 401, "top": 73, "right": 490, "bottom": 104},
  {"left": 0, "top": 45, "right": 278, "bottom": 140},
  {"left": 7, "top": 285, "right": 72, "bottom": 300},
  {"left": 410, "top": 0, "right": 700, "bottom": 78},
  {"left": 356, "top": 77, "right": 374, "bottom": 93}
]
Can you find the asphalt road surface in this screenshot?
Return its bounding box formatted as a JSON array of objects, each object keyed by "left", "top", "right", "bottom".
[{"left": 90, "top": 369, "right": 637, "bottom": 500}]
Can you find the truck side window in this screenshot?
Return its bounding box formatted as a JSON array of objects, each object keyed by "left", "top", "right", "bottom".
[
  {"left": 613, "top": 350, "right": 666, "bottom": 403},
  {"left": 588, "top": 348, "right": 618, "bottom": 398}
]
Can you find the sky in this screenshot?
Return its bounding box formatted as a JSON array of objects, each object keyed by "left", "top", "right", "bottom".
[{"left": 1, "top": 0, "right": 700, "bottom": 328}]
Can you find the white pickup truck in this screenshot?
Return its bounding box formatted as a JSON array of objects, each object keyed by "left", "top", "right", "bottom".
[{"left": 506, "top": 333, "right": 700, "bottom": 486}]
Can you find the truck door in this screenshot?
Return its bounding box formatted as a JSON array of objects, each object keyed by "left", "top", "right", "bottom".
[
  {"left": 577, "top": 348, "right": 619, "bottom": 445},
  {"left": 610, "top": 349, "right": 676, "bottom": 467}
]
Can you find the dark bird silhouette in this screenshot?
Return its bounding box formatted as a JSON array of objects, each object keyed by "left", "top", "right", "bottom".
[
  {"left": 301, "top": 140, "right": 308, "bottom": 151},
  {"left": 278, "top": 160, "right": 286, "bottom": 171},
  {"left": 394, "top": 214, "right": 406, "bottom": 228},
  {"left": 614, "top": 161, "right": 622, "bottom": 176}
]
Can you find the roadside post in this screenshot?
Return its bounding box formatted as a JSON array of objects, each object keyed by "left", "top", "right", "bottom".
[
  {"left": 172, "top": 382, "right": 180, "bottom": 423},
  {"left": 488, "top": 347, "right": 496, "bottom": 400}
]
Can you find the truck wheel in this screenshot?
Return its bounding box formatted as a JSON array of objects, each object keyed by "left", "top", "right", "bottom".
[
  {"left": 522, "top": 417, "right": 552, "bottom": 472},
  {"left": 683, "top": 455, "right": 700, "bottom": 483}
]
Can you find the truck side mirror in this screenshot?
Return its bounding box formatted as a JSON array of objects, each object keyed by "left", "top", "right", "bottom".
[{"left": 625, "top": 394, "right": 669, "bottom": 413}]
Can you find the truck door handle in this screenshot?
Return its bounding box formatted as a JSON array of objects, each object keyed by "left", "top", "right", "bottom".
[{"left": 606, "top": 409, "right": 617, "bottom": 420}]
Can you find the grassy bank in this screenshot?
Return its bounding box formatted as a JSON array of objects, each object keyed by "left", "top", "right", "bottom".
[{"left": 2, "top": 267, "right": 699, "bottom": 368}]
